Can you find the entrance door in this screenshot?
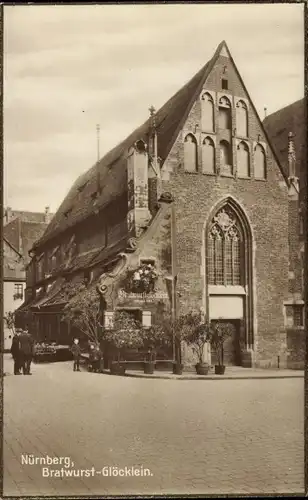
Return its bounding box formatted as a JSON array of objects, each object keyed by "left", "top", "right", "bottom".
[{"left": 210, "top": 319, "right": 241, "bottom": 366}]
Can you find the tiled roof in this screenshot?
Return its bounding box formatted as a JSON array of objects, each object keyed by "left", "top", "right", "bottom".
[
  {"left": 33, "top": 44, "right": 220, "bottom": 249},
  {"left": 3, "top": 209, "right": 54, "bottom": 224},
  {"left": 263, "top": 98, "right": 305, "bottom": 184},
  {"left": 4, "top": 219, "right": 49, "bottom": 265}
]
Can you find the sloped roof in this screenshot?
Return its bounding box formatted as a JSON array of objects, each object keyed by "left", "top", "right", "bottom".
[
  {"left": 4, "top": 218, "right": 49, "bottom": 265},
  {"left": 34, "top": 40, "right": 290, "bottom": 250},
  {"left": 3, "top": 209, "right": 54, "bottom": 225},
  {"left": 263, "top": 98, "right": 305, "bottom": 182},
  {"left": 33, "top": 44, "right": 223, "bottom": 249}
]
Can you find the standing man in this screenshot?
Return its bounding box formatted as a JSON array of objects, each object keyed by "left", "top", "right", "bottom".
[
  {"left": 19, "top": 329, "right": 35, "bottom": 375},
  {"left": 10, "top": 329, "right": 22, "bottom": 375}
]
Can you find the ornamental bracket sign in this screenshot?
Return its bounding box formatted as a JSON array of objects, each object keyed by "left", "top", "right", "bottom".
[{"left": 118, "top": 289, "right": 168, "bottom": 302}]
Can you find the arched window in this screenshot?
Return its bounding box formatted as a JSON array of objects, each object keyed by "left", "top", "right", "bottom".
[
  {"left": 254, "top": 144, "right": 266, "bottom": 179},
  {"left": 220, "top": 140, "right": 232, "bottom": 175},
  {"left": 184, "top": 134, "right": 197, "bottom": 172},
  {"left": 207, "top": 206, "right": 244, "bottom": 286},
  {"left": 202, "top": 137, "right": 215, "bottom": 174},
  {"left": 236, "top": 100, "right": 248, "bottom": 137},
  {"left": 237, "top": 141, "right": 250, "bottom": 177},
  {"left": 218, "top": 96, "right": 231, "bottom": 130},
  {"left": 201, "top": 93, "right": 214, "bottom": 132}
]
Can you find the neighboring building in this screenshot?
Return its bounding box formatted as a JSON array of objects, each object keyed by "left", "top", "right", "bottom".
[
  {"left": 264, "top": 99, "right": 306, "bottom": 368},
  {"left": 17, "top": 41, "right": 299, "bottom": 368},
  {"left": 3, "top": 207, "right": 53, "bottom": 350}
]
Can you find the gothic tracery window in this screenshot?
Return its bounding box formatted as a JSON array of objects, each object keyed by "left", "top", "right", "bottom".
[
  {"left": 201, "top": 92, "right": 214, "bottom": 132},
  {"left": 236, "top": 100, "right": 248, "bottom": 137},
  {"left": 207, "top": 206, "right": 243, "bottom": 286},
  {"left": 184, "top": 134, "right": 198, "bottom": 172}
]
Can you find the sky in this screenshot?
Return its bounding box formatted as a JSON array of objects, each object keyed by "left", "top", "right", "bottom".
[{"left": 4, "top": 3, "right": 304, "bottom": 213}]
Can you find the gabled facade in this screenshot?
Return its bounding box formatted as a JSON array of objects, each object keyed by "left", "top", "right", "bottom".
[
  {"left": 264, "top": 99, "right": 306, "bottom": 368},
  {"left": 18, "top": 41, "right": 294, "bottom": 368},
  {"left": 3, "top": 208, "right": 54, "bottom": 350}
]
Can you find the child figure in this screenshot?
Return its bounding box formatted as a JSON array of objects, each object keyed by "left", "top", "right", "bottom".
[{"left": 71, "top": 338, "right": 81, "bottom": 372}]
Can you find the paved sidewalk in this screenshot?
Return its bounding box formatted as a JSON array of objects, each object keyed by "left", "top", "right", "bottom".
[
  {"left": 3, "top": 355, "right": 304, "bottom": 496},
  {"left": 101, "top": 367, "right": 304, "bottom": 380}
]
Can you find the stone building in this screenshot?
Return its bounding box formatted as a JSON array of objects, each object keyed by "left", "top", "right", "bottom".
[
  {"left": 264, "top": 99, "right": 306, "bottom": 368},
  {"left": 17, "top": 41, "right": 301, "bottom": 368},
  {"left": 4, "top": 207, "right": 53, "bottom": 349}
]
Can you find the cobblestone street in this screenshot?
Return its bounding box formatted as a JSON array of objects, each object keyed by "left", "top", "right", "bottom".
[{"left": 3, "top": 354, "right": 304, "bottom": 496}]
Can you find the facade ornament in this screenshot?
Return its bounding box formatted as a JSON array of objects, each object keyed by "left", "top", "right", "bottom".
[{"left": 213, "top": 208, "right": 235, "bottom": 231}]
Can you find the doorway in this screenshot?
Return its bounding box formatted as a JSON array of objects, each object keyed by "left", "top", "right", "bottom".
[{"left": 210, "top": 319, "right": 242, "bottom": 366}]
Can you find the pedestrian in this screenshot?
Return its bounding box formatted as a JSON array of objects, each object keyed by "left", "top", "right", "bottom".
[
  {"left": 71, "top": 338, "right": 81, "bottom": 372},
  {"left": 88, "top": 343, "right": 102, "bottom": 373},
  {"left": 10, "top": 329, "right": 22, "bottom": 375},
  {"left": 18, "top": 329, "right": 35, "bottom": 375}
]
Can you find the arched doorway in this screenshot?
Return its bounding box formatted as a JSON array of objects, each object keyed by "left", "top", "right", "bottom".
[{"left": 204, "top": 198, "right": 254, "bottom": 365}]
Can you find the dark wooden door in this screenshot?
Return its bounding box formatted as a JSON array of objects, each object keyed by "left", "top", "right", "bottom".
[{"left": 210, "top": 319, "right": 241, "bottom": 366}]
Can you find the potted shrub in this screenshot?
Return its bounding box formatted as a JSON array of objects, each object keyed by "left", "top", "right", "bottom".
[
  {"left": 210, "top": 321, "right": 234, "bottom": 375},
  {"left": 183, "top": 312, "right": 211, "bottom": 375},
  {"left": 142, "top": 322, "right": 167, "bottom": 374},
  {"left": 103, "top": 311, "right": 143, "bottom": 375}
]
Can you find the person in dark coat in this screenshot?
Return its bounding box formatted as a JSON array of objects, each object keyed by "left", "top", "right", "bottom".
[
  {"left": 88, "top": 343, "right": 102, "bottom": 373},
  {"left": 10, "top": 329, "right": 22, "bottom": 375},
  {"left": 18, "top": 329, "right": 35, "bottom": 375},
  {"left": 71, "top": 338, "right": 81, "bottom": 372}
]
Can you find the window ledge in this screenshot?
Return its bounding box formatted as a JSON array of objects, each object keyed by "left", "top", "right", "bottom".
[
  {"left": 254, "top": 177, "right": 267, "bottom": 182},
  {"left": 202, "top": 172, "right": 216, "bottom": 177},
  {"left": 208, "top": 285, "right": 246, "bottom": 295},
  {"left": 220, "top": 173, "right": 235, "bottom": 179},
  {"left": 237, "top": 176, "right": 252, "bottom": 180},
  {"left": 184, "top": 170, "right": 199, "bottom": 175}
]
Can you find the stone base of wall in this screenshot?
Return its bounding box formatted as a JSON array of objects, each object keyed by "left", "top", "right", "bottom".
[
  {"left": 286, "top": 328, "right": 305, "bottom": 370},
  {"left": 241, "top": 350, "right": 254, "bottom": 368}
]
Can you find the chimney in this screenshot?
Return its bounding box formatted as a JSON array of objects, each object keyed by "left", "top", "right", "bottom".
[
  {"left": 5, "top": 206, "right": 12, "bottom": 224},
  {"left": 288, "top": 131, "right": 299, "bottom": 196},
  {"left": 44, "top": 206, "right": 51, "bottom": 224},
  {"left": 127, "top": 140, "right": 151, "bottom": 238}
]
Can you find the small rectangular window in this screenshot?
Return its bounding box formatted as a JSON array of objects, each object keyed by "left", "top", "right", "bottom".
[
  {"left": 222, "top": 79, "right": 228, "bottom": 90},
  {"left": 285, "top": 304, "right": 304, "bottom": 327}
]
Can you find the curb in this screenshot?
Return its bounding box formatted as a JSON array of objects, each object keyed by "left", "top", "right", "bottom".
[{"left": 100, "top": 370, "right": 304, "bottom": 381}]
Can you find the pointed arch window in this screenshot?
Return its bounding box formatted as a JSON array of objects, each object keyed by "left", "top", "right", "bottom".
[
  {"left": 207, "top": 206, "right": 244, "bottom": 286},
  {"left": 236, "top": 100, "right": 248, "bottom": 137},
  {"left": 254, "top": 144, "right": 266, "bottom": 179},
  {"left": 184, "top": 134, "right": 198, "bottom": 172},
  {"left": 237, "top": 141, "right": 250, "bottom": 177},
  {"left": 220, "top": 140, "right": 233, "bottom": 176},
  {"left": 201, "top": 93, "right": 214, "bottom": 132},
  {"left": 202, "top": 137, "right": 215, "bottom": 174},
  {"left": 218, "top": 96, "right": 232, "bottom": 130}
]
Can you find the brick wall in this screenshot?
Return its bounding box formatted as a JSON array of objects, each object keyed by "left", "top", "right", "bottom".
[
  {"left": 286, "top": 328, "right": 305, "bottom": 369},
  {"left": 160, "top": 53, "right": 289, "bottom": 368},
  {"left": 288, "top": 198, "right": 302, "bottom": 296}
]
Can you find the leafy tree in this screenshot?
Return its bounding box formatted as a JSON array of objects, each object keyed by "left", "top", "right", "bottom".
[
  {"left": 4, "top": 311, "right": 16, "bottom": 336},
  {"left": 62, "top": 282, "right": 103, "bottom": 344},
  {"left": 182, "top": 311, "right": 212, "bottom": 364},
  {"left": 209, "top": 321, "right": 234, "bottom": 366},
  {"left": 103, "top": 311, "right": 144, "bottom": 362}
]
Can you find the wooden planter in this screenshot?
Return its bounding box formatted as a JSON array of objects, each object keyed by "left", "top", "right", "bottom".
[{"left": 195, "top": 363, "right": 209, "bottom": 375}]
